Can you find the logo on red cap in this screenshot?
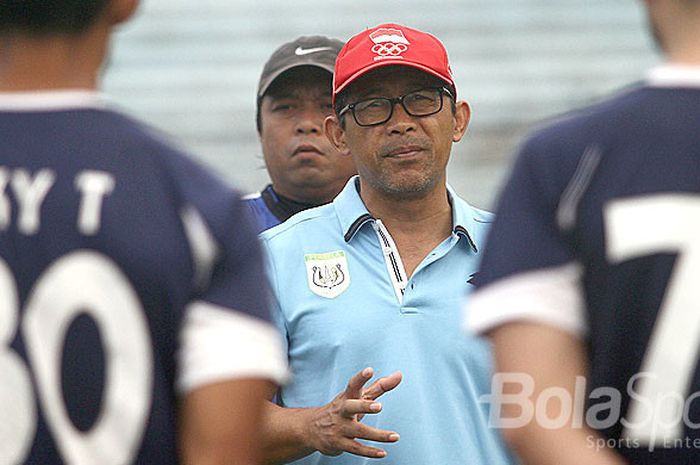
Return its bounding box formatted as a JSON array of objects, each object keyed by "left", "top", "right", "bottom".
[
  {"left": 333, "top": 23, "right": 457, "bottom": 101},
  {"left": 369, "top": 28, "right": 409, "bottom": 61}
]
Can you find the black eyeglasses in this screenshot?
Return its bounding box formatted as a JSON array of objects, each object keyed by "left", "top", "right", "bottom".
[{"left": 338, "top": 87, "right": 454, "bottom": 127}]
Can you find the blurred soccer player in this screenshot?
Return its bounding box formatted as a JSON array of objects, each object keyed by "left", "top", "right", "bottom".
[
  {"left": 243, "top": 36, "right": 356, "bottom": 232},
  {"left": 0, "top": 1, "right": 287, "bottom": 464},
  {"left": 467, "top": 1, "right": 700, "bottom": 463}
]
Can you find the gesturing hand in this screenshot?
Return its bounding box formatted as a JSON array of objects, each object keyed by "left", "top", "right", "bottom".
[{"left": 307, "top": 367, "right": 402, "bottom": 459}]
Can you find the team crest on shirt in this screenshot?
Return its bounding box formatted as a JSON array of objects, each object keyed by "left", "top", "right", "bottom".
[
  {"left": 369, "top": 28, "right": 409, "bottom": 61},
  {"left": 304, "top": 251, "right": 350, "bottom": 298}
]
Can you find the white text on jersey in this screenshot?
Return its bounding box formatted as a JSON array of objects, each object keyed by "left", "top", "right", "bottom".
[{"left": 0, "top": 167, "right": 114, "bottom": 235}]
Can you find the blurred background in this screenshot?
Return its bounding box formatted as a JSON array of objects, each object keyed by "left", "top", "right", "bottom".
[{"left": 104, "top": 0, "right": 659, "bottom": 209}]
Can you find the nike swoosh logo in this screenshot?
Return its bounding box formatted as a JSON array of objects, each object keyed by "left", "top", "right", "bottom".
[{"left": 295, "top": 46, "right": 333, "bottom": 56}]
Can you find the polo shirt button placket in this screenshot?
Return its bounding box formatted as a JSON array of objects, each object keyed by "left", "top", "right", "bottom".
[{"left": 372, "top": 219, "right": 409, "bottom": 306}]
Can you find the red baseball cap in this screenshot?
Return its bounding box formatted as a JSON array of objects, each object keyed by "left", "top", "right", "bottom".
[{"left": 333, "top": 23, "right": 456, "bottom": 102}]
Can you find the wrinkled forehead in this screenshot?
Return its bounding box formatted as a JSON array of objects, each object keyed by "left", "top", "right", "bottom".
[{"left": 345, "top": 65, "right": 448, "bottom": 99}]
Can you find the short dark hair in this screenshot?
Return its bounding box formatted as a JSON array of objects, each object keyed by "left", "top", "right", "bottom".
[{"left": 0, "top": 0, "right": 111, "bottom": 35}]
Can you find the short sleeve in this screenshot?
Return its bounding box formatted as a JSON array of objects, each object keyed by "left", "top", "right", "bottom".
[
  {"left": 163, "top": 153, "right": 289, "bottom": 393},
  {"left": 465, "top": 135, "right": 587, "bottom": 337}
]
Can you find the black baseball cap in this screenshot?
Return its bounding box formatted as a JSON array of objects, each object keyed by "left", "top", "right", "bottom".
[{"left": 257, "top": 35, "right": 344, "bottom": 99}]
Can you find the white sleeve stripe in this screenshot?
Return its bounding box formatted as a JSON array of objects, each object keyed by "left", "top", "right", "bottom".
[
  {"left": 556, "top": 145, "right": 601, "bottom": 231},
  {"left": 464, "top": 262, "right": 588, "bottom": 337},
  {"left": 180, "top": 206, "right": 220, "bottom": 292},
  {"left": 177, "top": 301, "right": 290, "bottom": 394}
]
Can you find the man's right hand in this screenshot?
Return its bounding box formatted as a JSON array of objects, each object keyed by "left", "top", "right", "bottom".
[{"left": 306, "top": 367, "right": 402, "bottom": 459}]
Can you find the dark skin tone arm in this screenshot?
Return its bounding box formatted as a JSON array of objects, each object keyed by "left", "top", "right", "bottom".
[
  {"left": 488, "top": 323, "right": 628, "bottom": 465},
  {"left": 180, "top": 378, "right": 277, "bottom": 465},
  {"left": 259, "top": 367, "right": 403, "bottom": 464}
]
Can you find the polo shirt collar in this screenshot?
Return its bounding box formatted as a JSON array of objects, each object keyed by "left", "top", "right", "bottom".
[
  {"left": 334, "top": 175, "right": 479, "bottom": 252},
  {"left": 448, "top": 185, "right": 479, "bottom": 253},
  {"left": 334, "top": 177, "right": 374, "bottom": 242}
]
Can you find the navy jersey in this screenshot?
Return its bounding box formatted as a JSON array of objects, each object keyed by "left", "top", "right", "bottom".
[
  {"left": 242, "top": 186, "right": 283, "bottom": 232},
  {"left": 242, "top": 184, "right": 318, "bottom": 233},
  {"left": 0, "top": 93, "right": 285, "bottom": 465},
  {"left": 468, "top": 68, "right": 700, "bottom": 464}
]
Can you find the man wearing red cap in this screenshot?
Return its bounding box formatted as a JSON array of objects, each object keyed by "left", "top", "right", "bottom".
[{"left": 258, "top": 24, "right": 515, "bottom": 465}]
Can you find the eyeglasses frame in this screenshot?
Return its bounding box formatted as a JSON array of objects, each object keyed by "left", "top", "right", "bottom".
[{"left": 337, "top": 86, "right": 454, "bottom": 127}]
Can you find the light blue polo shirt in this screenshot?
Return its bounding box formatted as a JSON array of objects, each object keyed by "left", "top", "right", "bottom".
[{"left": 260, "top": 177, "right": 514, "bottom": 465}]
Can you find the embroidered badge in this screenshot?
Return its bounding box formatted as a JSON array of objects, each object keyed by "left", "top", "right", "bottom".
[
  {"left": 369, "top": 27, "right": 409, "bottom": 61},
  {"left": 304, "top": 251, "right": 351, "bottom": 298}
]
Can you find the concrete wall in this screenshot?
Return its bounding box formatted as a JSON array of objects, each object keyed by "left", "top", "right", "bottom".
[{"left": 104, "top": 0, "right": 659, "bottom": 209}]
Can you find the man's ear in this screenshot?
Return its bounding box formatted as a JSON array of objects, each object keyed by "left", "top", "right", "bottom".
[
  {"left": 325, "top": 115, "right": 351, "bottom": 156},
  {"left": 108, "top": 0, "right": 140, "bottom": 26},
  {"left": 452, "top": 100, "right": 471, "bottom": 143}
]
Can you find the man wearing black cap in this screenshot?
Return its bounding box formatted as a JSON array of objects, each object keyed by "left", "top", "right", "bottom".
[{"left": 244, "top": 36, "right": 357, "bottom": 232}]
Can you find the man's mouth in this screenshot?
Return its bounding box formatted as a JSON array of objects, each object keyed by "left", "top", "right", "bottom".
[
  {"left": 384, "top": 145, "right": 425, "bottom": 158},
  {"left": 292, "top": 145, "right": 323, "bottom": 157}
]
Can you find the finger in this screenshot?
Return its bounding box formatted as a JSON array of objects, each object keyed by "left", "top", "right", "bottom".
[
  {"left": 361, "top": 371, "right": 402, "bottom": 401},
  {"left": 343, "top": 367, "right": 374, "bottom": 399},
  {"left": 337, "top": 437, "right": 390, "bottom": 459},
  {"left": 340, "top": 399, "right": 383, "bottom": 418},
  {"left": 347, "top": 422, "right": 400, "bottom": 444}
]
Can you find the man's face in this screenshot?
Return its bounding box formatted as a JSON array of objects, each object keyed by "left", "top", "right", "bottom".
[
  {"left": 259, "top": 67, "right": 356, "bottom": 203},
  {"left": 329, "top": 66, "right": 469, "bottom": 199}
]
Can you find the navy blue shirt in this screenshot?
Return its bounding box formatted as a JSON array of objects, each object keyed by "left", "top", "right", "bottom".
[
  {"left": 469, "top": 71, "right": 700, "bottom": 464},
  {"left": 0, "top": 93, "right": 275, "bottom": 465},
  {"left": 243, "top": 185, "right": 320, "bottom": 233}
]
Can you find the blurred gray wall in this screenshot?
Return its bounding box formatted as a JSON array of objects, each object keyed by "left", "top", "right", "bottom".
[{"left": 104, "top": 0, "right": 659, "bottom": 210}]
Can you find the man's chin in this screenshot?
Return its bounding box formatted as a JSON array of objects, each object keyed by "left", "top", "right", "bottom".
[
  {"left": 375, "top": 172, "right": 437, "bottom": 198},
  {"left": 288, "top": 172, "right": 334, "bottom": 189},
  {"left": 292, "top": 151, "right": 326, "bottom": 165}
]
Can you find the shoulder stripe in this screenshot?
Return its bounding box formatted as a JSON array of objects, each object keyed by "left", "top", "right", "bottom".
[
  {"left": 556, "top": 144, "right": 602, "bottom": 232},
  {"left": 180, "top": 206, "right": 220, "bottom": 292},
  {"left": 241, "top": 192, "right": 262, "bottom": 200}
]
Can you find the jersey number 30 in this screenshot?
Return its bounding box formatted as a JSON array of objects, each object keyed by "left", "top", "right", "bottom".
[{"left": 0, "top": 251, "right": 153, "bottom": 465}]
